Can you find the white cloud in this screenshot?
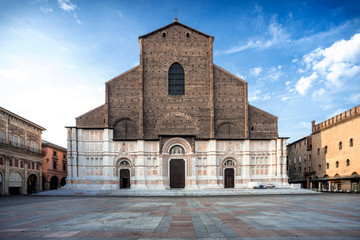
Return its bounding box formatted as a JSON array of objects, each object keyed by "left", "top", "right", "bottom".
[
  {"left": 295, "top": 72, "right": 318, "bottom": 96},
  {"left": 298, "top": 33, "right": 360, "bottom": 94},
  {"left": 281, "top": 96, "right": 290, "bottom": 101},
  {"left": 225, "top": 18, "right": 290, "bottom": 54},
  {"left": 348, "top": 93, "right": 360, "bottom": 104},
  {"left": 58, "top": 0, "right": 77, "bottom": 12},
  {"left": 58, "top": 0, "right": 81, "bottom": 24},
  {"left": 268, "top": 65, "right": 284, "bottom": 82},
  {"left": 299, "top": 121, "right": 311, "bottom": 130},
  {"left": 249, "top": 67, "right": 262, "bottom": 77},
  {"left": 118, "top": 11, "right": 123, "bottom": 18},
  {"left": 40, "top": 7, "right": 53, "bottom": 14},
  {"left": 311, "top": 88, "right": 326, "bottom": 100},
  {"left": 249, "top": 89, "right": 271, "bottom": 102}
]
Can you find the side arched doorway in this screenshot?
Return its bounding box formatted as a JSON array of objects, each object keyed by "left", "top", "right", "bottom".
[
  {"left": 118, "top": 160, "right": 131, "bottom": 189},
  {"left": 120, "top": 169, "right": 130, "bottom": 189},
  {"left": 224, "top": 159, "right": 235, "bottom": 188},
  {"left": 50, "top": 176, "right": 59, "bottom": 190},
  {"left": 170, "top": 159, "right": 185, "bottom": 188},
  {"left": 27, "top": 174, "right": 38, "bottom": 194}
]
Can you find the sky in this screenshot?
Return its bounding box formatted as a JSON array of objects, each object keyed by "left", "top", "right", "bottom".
[{"left": 0, "top": 0, "right": 359, "bottom": 148}]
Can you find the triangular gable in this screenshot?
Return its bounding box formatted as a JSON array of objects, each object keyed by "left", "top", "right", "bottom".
[{"left": 139, "top": 20, "right": 213, "bottom": 39}]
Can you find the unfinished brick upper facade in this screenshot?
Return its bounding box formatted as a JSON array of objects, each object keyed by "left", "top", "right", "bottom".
[{"left": 76, "top": 21, "right": 277, "bottom": 140}]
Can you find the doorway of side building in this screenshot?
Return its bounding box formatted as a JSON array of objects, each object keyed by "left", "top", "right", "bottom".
[
  {"left": 119, "top": 169, "right": 130, "bottom": 189},
  {"left": 50, "top": 176, "right": 59, "bottom": 190},
  {"left": 27, "top": 174, "right": 38, "bottom": 194},
  {"left": 170, "top": 159, "right": 185, "bottom": 188},
  {"left": 224, "top": 168, "right": 234, "bottom": 188}
]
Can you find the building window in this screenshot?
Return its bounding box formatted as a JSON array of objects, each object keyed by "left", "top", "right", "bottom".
[
  {"left": 0, "top": 132, "right": 4, "bottom": 143},
  {"left": 327, "top": 163, "right": 329, "bottom": 169},
  {"left": 9, "top": 159, "right": 13, "bottom": 167},
  {"left": 324, "top": 146, "right": 327, "bottom": 154},
  {"left": 14, "top": 136, "right": 19, "bottom": 147},
  {"left": 336, "top": 161, "right": 339, "bottom": 168},
  {"left": 53, "top": 160, "right": 57, "bottom": 170},
  {"left": 0, "top": 157, "right": 3, "bottom": 165},
  {"left": 168, "top": 62, "right": 185, "bottom": 95},
  {"left": 318, "top": 164, "right": 321, "bottom": 170},
  {"left": 53, "top": 151, "right": 57, "bottom": 157},
  {"left": 15, "top": 159, "right": 19, "bottom": 167},
  {"left": 346, "top": 159, "right": 350, "bottom": 166},
  {"left": 350, "top": 138, "right": 353, "bottom": 147},
  {"left": 63, "top": 162, "right": 67, "bottom": 171},
  {"left": 20, "top": 161, "right": 24, "bottom": 168},
  {"left": 32, "top": 162, "right": 35, "bottom": 169},
  {"left": 339, "top": 141, "right": 342, "bottom": 150},
  {"left": 317, "top": 148, "right": 320, "bottom": 155}
]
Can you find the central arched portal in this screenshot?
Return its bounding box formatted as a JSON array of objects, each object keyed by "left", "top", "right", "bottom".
[{"left": 170, "top": 159, "right": 185, "bottom": 188}]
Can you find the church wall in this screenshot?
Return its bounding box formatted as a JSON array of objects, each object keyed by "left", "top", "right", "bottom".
[
  {"left": 76, "top": 104, "right": 107, "bottom": 128},
  {"left": 141, "top": 24, "right": 213, "bottom": 138},
  {"left": 213, "top": 66, "right": 247, "bottom": 138},
  {"left": 106, "top": 66, "right": 141, "bottom": 131},
  {"left": 248, "top": 105, "right": 278, "bottom": 139}
]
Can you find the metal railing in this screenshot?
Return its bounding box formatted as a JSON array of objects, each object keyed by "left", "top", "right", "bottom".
[{"left": 0, "top": 139, "right": 42, "bottom": 154}]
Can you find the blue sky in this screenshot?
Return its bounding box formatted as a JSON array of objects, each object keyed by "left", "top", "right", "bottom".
[{"left": 0, "top": 0, "right": 359, "bottom": 147}]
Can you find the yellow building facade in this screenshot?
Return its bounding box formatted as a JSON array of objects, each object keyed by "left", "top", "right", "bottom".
[{"left": 287, "top": 105, "right": 359, "bottom": 191}]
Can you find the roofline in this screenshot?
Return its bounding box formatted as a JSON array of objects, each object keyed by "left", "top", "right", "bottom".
[
  {"left": 105, "top": 65, "right": 140, "bottom": 84},
  {"left": 248, "top": 104, "right": 278, "bottom": 119},
  {"left": 213, "top": 64, "right": 247, "bottom": 84},
  {"left": 42, "top": 140, "right": 67, "bottom": 151},
  {"left": 138, "top": 21, "right": 214, "bottom": 39},
  {"left": 0, "top": 106, "right": 46, "bottom": 131},
  {"left": 76, "top": 104, "right": 105, "bottom": 120}
]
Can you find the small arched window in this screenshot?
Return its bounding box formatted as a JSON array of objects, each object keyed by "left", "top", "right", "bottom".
[
  {"left": 336, "top": 161, "right": 339, "bottom": 168},
  {"left": 318, "top": 164, "right": 321, "bottom": 170},
  {"left": 326, "top": 163, "right": 329, "bottom": 169},
  {"left": 324, "top": 146, "right": 328, "bottom": 154},
  {"left": 346, "top": 159, "right": 350, "bottom": 166},
  {"left": 350, "top": 138, "right": 353, "bottom": 147},
  {"left": 168, "top": 63, "right": 184, "bottom": 95},
  {"left": 339, "top": 141, "right": 342, "bottom": 150},
  {"left": 317, "top": 148, "right": 320, "bottom": 155}
]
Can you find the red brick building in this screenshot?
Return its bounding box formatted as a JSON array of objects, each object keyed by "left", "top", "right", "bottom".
[{"left": 42, "top": 140, "right": 67, "bottom": 190}]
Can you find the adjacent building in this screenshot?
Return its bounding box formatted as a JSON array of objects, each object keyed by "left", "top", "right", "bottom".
[
  {"left": 66, "top": 20, "right": 289, "bottom": 191},
  {"left": 42, "top": 140, "right": 67, "bottom": 190},
  {"left": 287, "top": 105, "right": 360, "bottom": 191},
  {"left": 0, "top": 107, "right": 46, "bottom": 195}
]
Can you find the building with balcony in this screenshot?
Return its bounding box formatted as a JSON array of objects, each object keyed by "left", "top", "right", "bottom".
[
  {"left": 287, "top": 105, "right": 360, "bottom": 191},
  {"left": 42, "top": 140, "right": 67, "bottom": 190},
  {"left": 0, "top": 106, "right": 46, "bottom": 195}
]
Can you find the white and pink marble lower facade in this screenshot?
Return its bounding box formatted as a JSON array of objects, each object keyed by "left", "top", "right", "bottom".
[{"left": 65, "top": 128, "right": 289, "bottom": 190}]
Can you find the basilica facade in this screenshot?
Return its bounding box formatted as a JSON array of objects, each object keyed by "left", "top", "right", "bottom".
[{"left": 66, "top": 20, "right": 289, "bottom": 190}]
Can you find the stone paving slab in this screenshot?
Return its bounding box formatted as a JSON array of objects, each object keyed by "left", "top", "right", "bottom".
[
  {"left": 35, "top": 188, "right": 319, "bottom": 197},
  {"left": 0, "top": 194, "right": 359, "bottom": 239}
]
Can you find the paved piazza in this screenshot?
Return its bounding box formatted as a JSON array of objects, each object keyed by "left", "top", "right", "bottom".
[{"left": 0, "top": 194, "right": 359, "bottom": 239}]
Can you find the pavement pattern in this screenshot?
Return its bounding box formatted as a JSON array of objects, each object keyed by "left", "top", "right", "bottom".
[{"left": 0, "top": 194, "right": 359, "bottom": 239}]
